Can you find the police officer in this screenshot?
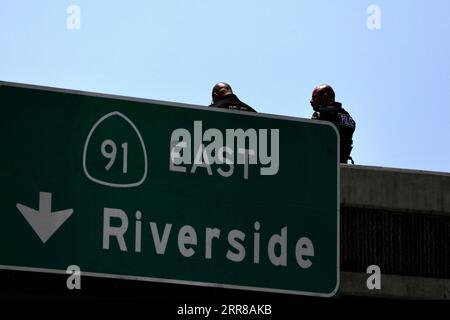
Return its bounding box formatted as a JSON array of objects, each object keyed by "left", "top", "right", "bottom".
[
  {"left": 310, "top": 84, "right": 356, "bottom": 164},
  {"left": 209, "top": 82, "right": 256, "bottom": 112}
]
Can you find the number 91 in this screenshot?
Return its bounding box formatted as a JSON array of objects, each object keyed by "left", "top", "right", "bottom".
[{"left": 101, "top": 139, "right": 128, "bottom": 173}]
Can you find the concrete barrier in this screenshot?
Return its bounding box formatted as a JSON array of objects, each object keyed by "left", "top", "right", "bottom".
[
  {"left": 341, "top": 164, "right": 450, "bottom": 215},
  {"left": 340, "top": 164, "right": 450, "bottom": 299}
]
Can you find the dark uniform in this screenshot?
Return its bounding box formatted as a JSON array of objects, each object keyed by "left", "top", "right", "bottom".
[
  {"left": 209, "top": 94, "right": 256, "bottom": 112},
  {"left": 312, "top": 102, "right": 356, "bottom": 163}
]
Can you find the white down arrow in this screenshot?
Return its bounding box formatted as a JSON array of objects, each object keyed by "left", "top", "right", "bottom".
[{"left": 17, "top": 192, "right": 74, "bottom": 243}]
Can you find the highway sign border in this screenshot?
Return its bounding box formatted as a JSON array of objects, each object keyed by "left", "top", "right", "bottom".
[{"left": 0, "top": 81, "right": 340, "bottom": 297}]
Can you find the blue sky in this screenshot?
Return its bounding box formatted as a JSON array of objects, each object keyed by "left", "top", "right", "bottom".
[{"left": 1, "top": 0, "right": 449, "bottom": 173}]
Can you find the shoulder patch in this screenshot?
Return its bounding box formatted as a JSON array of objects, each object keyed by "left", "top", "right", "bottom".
[{"left": 338, "top": 113, "right": 355, "bottom": 128}]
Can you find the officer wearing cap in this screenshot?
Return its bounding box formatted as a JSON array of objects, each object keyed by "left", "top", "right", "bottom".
[
  {"left": 209, "top": 82, "right": 256, "bottom": 112},
  {"left": 310, "top": 84, "right": 356, "bottom": 164}
]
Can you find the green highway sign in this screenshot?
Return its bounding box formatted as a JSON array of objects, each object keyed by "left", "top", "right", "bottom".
[{"left": 0, "top": 81, "right": 339, "bottom": 297}]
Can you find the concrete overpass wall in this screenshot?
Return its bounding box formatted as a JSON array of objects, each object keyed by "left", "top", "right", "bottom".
[{"left": 339, "top": 164, "right": 450, "bottom": 299}]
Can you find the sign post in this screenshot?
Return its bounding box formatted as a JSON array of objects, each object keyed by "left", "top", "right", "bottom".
[{"left": 0, "top": 82, "right": 339, "bottom": 297}]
